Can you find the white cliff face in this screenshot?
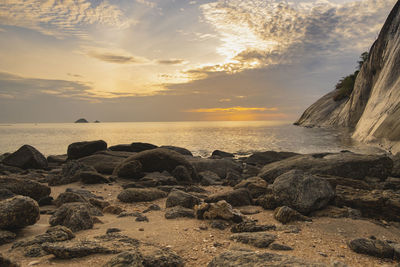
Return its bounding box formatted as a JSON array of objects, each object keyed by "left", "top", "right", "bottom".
[{"left": 296, "top": 1, "right": 400, "bottom": 153}]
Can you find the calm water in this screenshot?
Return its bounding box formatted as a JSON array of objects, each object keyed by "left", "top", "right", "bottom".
[{"left": 0, "top": 121, "right": 383, "bottom": 157}]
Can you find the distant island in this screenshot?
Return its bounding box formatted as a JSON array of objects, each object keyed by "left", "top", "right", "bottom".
[
  {"left": 74, "top": 118, "right": 88, "bottom": 123},
  {"left": 94, "top": 120, "right": 100, "bottom": 123}
]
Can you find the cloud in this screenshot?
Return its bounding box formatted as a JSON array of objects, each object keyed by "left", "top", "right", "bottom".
[
  {"left": 0, "top": 0, "right": 132, "bottom": 38},
  {"left": 67, "top": 73, "right": 83, "bottom": 78},
  {"left": 136, "top": 0, "right": 157, "bottom": 8},
  {"left": 157, "top": 59, "right": 187, "bottom": 65},
  {"left": 187, "top": 106, "right": 278, "bottom": 113},
  {"left": 88, "top": 51, "right": 142, "bottom": 64}
]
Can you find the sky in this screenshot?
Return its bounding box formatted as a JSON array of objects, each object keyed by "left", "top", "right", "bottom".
[{"left": 0, "top": 0, "right": 397, "bottom": 122}]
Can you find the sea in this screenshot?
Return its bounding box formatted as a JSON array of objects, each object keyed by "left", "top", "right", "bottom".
[{"left": 0, "top": 121, "right": 384, "bottom": 157}]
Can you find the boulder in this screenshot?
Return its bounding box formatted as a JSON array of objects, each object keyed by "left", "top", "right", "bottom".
[
  {"left": 117, "top": 148, "right": 197, "bottom": 180},
  {"left": 76, "top": 171, "right": 110, "bottom": 184},
  {"left": 212, "top": 150, "right": 234, "bottom": 158},
  {"left": 234, "top": 177, "right": 268, "bottom": 198},
  {"left": 2, "top": 145, "right": 47, "bottom": 170},
  {"left": 245, "top": 151, "right": 299, "bottom": 166},
  {"left": 160, "top": 146, "right": 193, "bottom": 156},
  {"left": 187, "top": 157, "right": 242, "bottom": 179},
  {"left": 103, "top": 205, "right": 124, "bottom": 215},
  {"left": 78, "top": 154, "right": 124, "bottom": 174},
  {"left": 165, "top": 189, "right": 201, "bottom": 209},
  {"left": 208, "top": 250, "right": 324, "bottom": 266},
  {"left": 274, "top": 206, "right": 311, "bottom": 224},
  {"left": 165, "top": 206, "right": 195, "bottom": 219},
  {"left": 205, "top": 188, "right": 253, "bottom": 207},
  {"left": 47, "top": 154, "right": 67, "bottom": 164},
  {"left": 118, "top": 188, "right": 167, "bottom": 203},
  {"left": 195, "top": 200, "right": 244, "bottom": 223},
  {"left": 114, "top": 160, "right": 143, "bottom": 179},
  {"left": 335, "top": 185, "right": 400, "bottom": 221},
  {"left": 109, "top": 144, "right": 133, "bottom": 152},
  {"left": 230, "top": 232, "right": 276, "bottom": 248},
  {"left": 0, "top": 177, "right": 50, "bottom": 201},
  {"left": 230, "top": 221, "right": 276, "bottom": 233},
  {"left": 67, "top": 140, "right": 107, "bottom": 160},
  {"left": 103, "top": 251, "right": 144, "bottom": 267},
  {"left": 270, "top": 170, "right": 335, "bottom": 214},
  {"left": 0, "top": 189, "right": 15, "bottom": 201},
  {"left": 0, "top": 196, "right": 40, "bottom": 229},
  {"left": 199, "top": 171, "right": 223, "bottom": 186},
  {"left": 54, "top": 192, "right": 87, "bottom": 207},
  {"left": 48, "top": 161, "right": 96, "bottom": 186},
  {"left": 142, "top": 248, "right": 184, "bottom": 267},
  {"left": 348, "top": 238, "right": 394, "bottom": 259},
  {"left": 65, "top": 188, "right": 103, "bottom": 199},
  {"left": 130, "top": 142, "right": 158, "bottom": 152},
  {"left": 49, "top": 203, "right": 97, "bottom": 232},
  {"left": 270, "top": 243, "right": 293, "bottom": 251},
  {"left": 310, "top": 206, "right": 361, "bottom": 219},
  {"left": 259, "top": 153, "right": 393, "bottom": 183},
  {"left": 171, "top": 165, "right": 192, "bottom": 184},
  {"left": 42, "top": 240, "right": 114, "bottom": 259}
]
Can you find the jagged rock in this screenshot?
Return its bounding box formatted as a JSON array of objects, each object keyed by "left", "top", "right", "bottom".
[
  {"left": 130, "top": 142, "right": 158, "bottom": 152},
  {"left": 66, "top": 188, "right": 103, "bottom": 199},
  {"left": 78, "top": 154, "right": 125, "bottom": 174},
  {"left": 208, "top": 250, "right": 324, "bottom": 266},
  {"left": 118, "top": 188, "right": 167, "bottom": 203},
  {"left": 143, "top": 248, "right": 184, "bottom": 267},
  {"left": 165, "top": 189, "right": 200, "bottom": 209},
  {"left": 103, "top": 251, "right": 144, "bottom": 267},
  {"left": 103, "top": 205, "right": 124, "bottom": 215},
  {"left": 195, "top": 200, "right": 244, "bottom": 223},
  {"left": 205, "top": 188, "right": 253, "bottom": 207},
  {"left": 230, "top": 232, "right": 276, "bottom": 248},
  {"left": 48, "top": 161, "right": 96, "bottom": 186},
  {"left": 0, "top": 189, "right": 15, "bottom": 201},
  {"left": 274, "top": 206, "right": 311, "bottom": 224},
  {"left": 270, "top": 170, "right": 334, "bottom": 214},
  {"left": 67, "top": 140, "right": 107, "bottom": 160},
  {"left": 348, "top": 238, "right": 394, "bottom": 259},
  {"left": 270, "top": 243, "right": 293, "bottom": 251},
  {"left": 245, "top": 151, "right": 299, "bottom": 166},
  {"left": 49, "top": 203, "right": 99, "bottom": 232},
  {"left": 187, "top": 157, "right": 242, "bottom": 179},
  {"left": 324, "top": 176, "right": 371, "bottom": 190},
  {"left": 54, "top": 192, "right": 87, "bottom": 207},
  {"left": 0, "top": 230, "right": 16, "bottom": 245},
  {"left": 109, "top": 144, "right": 133, "bottom": 152},
  {"left": 234, "top": 177, "right": 268, "bottom": 198},
  {"left": 212, "top": 150, "right": 234, "bottom": 158},
  {"left": 89, "top": 198, "right": 110, "bottom": 210},
  {"left": 172, "top": 165, "right": 192, "bottom": 184},
  {"left": 77, "top": 171, "right": 110, "bottom": 184},
  {"left": 231, "top": 221, "right": 276, "bottom": 233},
  {"left": 143, "top": 204, "right": 161, "bottom": 213},
  {"left": 2, "top": 145, "right": 48, "bottom": 170},
  {"left": 259, "top": 153, "right": 393, "bottom": 183},
  {"left": 0, "top": 196, "right": 40, "bottom": 229},
  {"left": 210, "top": 220, "right": 230, "bottom": 230},
  {"left": 165, "top": 206, "right": 195, "bottom": 219},
  {"left": 335, "top": 185, "right": 400, "bottom": 221},
  {"left": 310, "top": 206, "right": 361, "bottom": 219},
  {"left": 0, "top": 253, "right": 20, "bottom": 267},
  {"left": 160, "top": 146, "right": 193, "bottom": 156},
  {"left": 114, "top": 160, "right": 143, "bottom": 179},
  {"left": 199, "top": 171, "right": 223, "bottom": 186},
  {"left": 42, "top": 240, "right": 115, "bottom": 259},
  {"left": 0, "top": 177, "right": 50, "bottom": 201}
]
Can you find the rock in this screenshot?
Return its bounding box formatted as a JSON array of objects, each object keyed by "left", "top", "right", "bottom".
[
  {"left": 67, "top": 140, "right": 107, "bottom": 160},
  {"left": 245, "top": 151, "right": 299, "bottom": 166},
  {"left": 165, "top": 206, "right": 195, "bottom": 219},
  {"left": 130, "top": 142, "right": 158, "bottom": 152},
  {"left": 143, "top": 248, "right": 184, "bottom": 267},
  {"left": 42, "top": 240, "right": 115, "bottom": 259},
  {"left": 270, "top": 243, "right": 293, "bottom": 251},
  {"left": 195, "top": 200, "right": 244, "bottom": 223},
  {"left": 143, "top": 204, "right": 161, "bottom": 213},
  {"left": 106, "top": 228, "right": 122, "bottom": 234},
  {"left": 234, "top": 177, "right": 268, "bottom": 198},
  {"left": 113, "top": 160, "right": 143, "bottom": 179},
  {"left": 118, "top": 149, "right": 197, "bottom": 181},
  {"left": 0, "top": 196, "right": 40, "bottom": 229},
  {"left": 49, "top": 203, "right": 97, "bottom": 232},
  {"left": 103, "top": 205, "right": 124, "bottom": 215},
  {"left": 78, "top": 154, "right": 125, "bottom": 174},
  {"left": 0, "top": 189, "right": 15, "bottom": 201},
  {"left": 0, "top": 253, "right": 20, "bottom": 267},
  {"left": 310, "top": 206, "right": 361, "bottom": 219},
  {"left": 324, "top": 176, "right": 371, "bottom": 190},
  {"left": 0, "top": 177, "right": 51, "bottom": 201},
  {"left": 38, "top": 196, "right": 53, "bottom": 206},
  {"left": 171, "top": 165, "right": 192, "bottom": 184},
  {"left": 210, "top": 220, "right": 230, "bottom": 230},
  {"left": 123, "top": 172, "right": 177, "bottom": 188},
  {"left": 103, "top": 251, "right": 144, "bottom": 267},
  {"left": 160, "top": 146, "right": 193, "bottom": 156},
  {"left": 270, "top": 170, "right": 334, "bottom": 214},
  {"left": 165, "top": 189, "right": 201, "bottom": 209},
  {"left": 208, "top": 250, "right": 324, "bottom": 266},
  {"left": 75, "top": 118, "right": 88, "bottom": 123},
  {"left": 187, "top": 157, "right": 242, "bottom": 179},
  {"left": 89, "top": 198, "right": 110, "bottom": 210},
  {"left": 199, "top": 171, "right": 223, "bottom": 186},
  {"left": 230, "top": 232, "right": 276, "bottom": 248},
  {"left": 118, "top": 188, "right": 167, "bottom": 203},
  {"left": 381, "top": 177, "right": 400, "bottom": 190},
  {"left": 77, "top": 171, "right": 110, "bottom": 184},
  {"left": 335, "top": 185, "right": 400, "bottom": 221},
  {"left": 205, "top": 188, "right": 253, "bottom": 207},
  {"left": 212, "top": 150, "right": 234, "bottom": 158},
  {"left": 231, "top": 221, "right": 276, "bottom": 233},
  {"left": 259, "top": 153, "right": 393, "bottom": 183},
  {"left": 54, "top": 192, "right": 87, "bottom": 207},
  {"left": 65, "top": 188, "right": 103, "bottom": 199},
  {"left": 0, "top": 230, "right": 16, "bottom": 245},
  {"left": 47, "top": 154, "right": 67, "bottom": 164},
  {"left": 2, "top": 145, "right": 48, "bottom": 170},
  {"left": 48, "top": 161, "right": 96, "bottom": 186},
  {"left": 348, "top": 238, "right": 394, "bottom": 259},
  {"left": 274, "top": 206, "right": 311, "bottom": 224},
  {"left": 109, "top": 144, "right": 133, "bottom": 152},
  {"left": 392, "top": 153, "right": 400, "bottom": 177}
]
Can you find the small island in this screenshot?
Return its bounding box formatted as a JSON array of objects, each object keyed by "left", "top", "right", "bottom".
[
  {"left": 74, "top": 118, "right": 88, "bottom": 123},
  {"left": 94, "top": 120, "right": 100, "bottom": 123}
]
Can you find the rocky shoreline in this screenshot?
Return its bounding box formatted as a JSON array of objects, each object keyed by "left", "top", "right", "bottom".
[{"left": 1, "top": 141, "right": 400, "bottom": 266}]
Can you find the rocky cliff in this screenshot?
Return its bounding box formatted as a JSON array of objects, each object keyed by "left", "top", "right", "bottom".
[{"left": 296, "top": 1, "right": 400, "bottom": 152}]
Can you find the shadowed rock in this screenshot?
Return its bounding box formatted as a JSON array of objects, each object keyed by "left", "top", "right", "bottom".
[
  {"left": 230, "top": 221, "right": 276, "bottom": 233},
  {"left": 143, "top": 248, "right": 184, "bottom": 267},
  {"left": 130, "top": 142, "right": 158, "bottom": 152},
  {"left": 103, "top": 251, "right": 144, "bottom": 267},
  {"left": 2, "top": 145, "right": 48, "bottom": 170},
  {"left": 245, "top": 151, "right": 299, "bottom": 166},
  {"left": 0, "top": 177, "right": 50, "bottom": 201},
  {"left": 165, "top": 189, "right": 200, "bottom": 209},
  {"left": 348, "top": 238, "right": 394, "bottom": 259},
  {"left": 195, "top": 200, "right": 244, "bottom": 223},
  {"left": 0, "top": 230, "right": 16, "bottom": 245},
  {"left": 118, "top": 188, "right": 167, "bottom": 203},
  {"left": 49, "top": 203, "right": 99, "bottom": 232},
  {"left": 0, "top": 196, "right": 40, "bottom": 229},
  {"left": 68, "top": 140, "right": 107, "bottom": 160},
  {"left": 42, "top": 240, "right": 115, "bottom": 259},
  {"left": 199, "top": 171, "right": 223, "bottom": 186},
  {"left": 77, "top": 171, "right": 110, "bottom": 184},
  {"left": 114, "top": 160, "right": 143, "bottom": 179},
  {"left": 165, "top": 206, "right": 195, "bottom": 219},
  {"left": 274, "top": 206, "right": 311, "bottom": 224},
  {"left": 230, "top": 232, "right": 276, "bottom": 248},
  {"left": 109, "top": 144, "right": 133, "bottom": 152},
  {"left": 212, "top": 150, "right": 234, "bottom": 158},
  {"left": 187, "top": 157, "right": 242, "bottom": 179},
  {"left": 0, "top": 253, "right": 20, "bottom": 267},
  {"left": 205, "top": 188, "right": 253, "bottom": 207},
  {"left": 78, "top": 154, "right": 125, "bottom": 174},
  {"left": 48, "top": 161, "right": 96, "bottom": 186},
  {"left": 160, "top": 146, "right": 193, "bottom": 156},
  {"left": 234, "top": 177, "right": 268, "bottom": 198}
]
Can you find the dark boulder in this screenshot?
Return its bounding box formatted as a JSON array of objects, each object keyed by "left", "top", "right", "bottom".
[
  {"left": 230, "top": 232, "right": 276, "bottom": 248},
  {"left": 0, "top": 230, "right": 16, "bottom": 245},
  {"left": 187, "top": 157, "right": 242, "bottom": 179},
  {"left": 348, "top": 238, "right": 394, "bottom": 259},
  {"left": 54, "top": 192, "right": 87, "bottom": 207},
  {"left": 310, "top": 206, "right": 361, "bottom": 219},
  {"left": 47, "top": 154, "right": 67, "bottom": 164},
  {"left": 2, "top": 145, "right": 47, "bottom": 170},
  {"left": 205, "top": 188, "right": 253, "bottom": 207},
  {"left": 0, "top": 253, "right": 19, "bottom": 267},
  {"left": 171, "top": 165, "right": 192, "bottom": 184},
  {"left": 245, "top": 151, "right": 298, "bottom": 166},
  {"left": 118, "top": 188, "right": 167, "bottom": 203},
  {"left": 143, "top": 248, "right": 184, "bottom": 267},
  {"left": 103, "top": 251, "right": 144, "bottom": 267},
  {"left": 274, "top": 206, "right": 311, "bottom": 224},
  {"left": 165, "top": 206, "right": 195, "bottom": 219},
  {"left": 195, "top": 201, "right": 244, "bottom": 223},
  {"left": 130, "top": 142, "right": 158, "bottom": 152},
  {"left": 165, "top": 189, "right": 201, "bottom": 209},
  {"left": 49, "top": 203, "right": 97, "bottom": 232},
  {"left": 0, "top": 196, "right": 40, "bottom": 229},
  {"left": 113, "top": 160, "right": 143, "bottom": 179},
  {"left": 199, "top": 171, "right": 223, "bottom": 186},
  {"left": 234, "top": 177, "right": 268, "bottom": 198},
  {"left": 77, "top": 171, "right": 110, "bottom": 184},
  {"left": 67, "top": 140, "right": 107, "bottom": 160},
  {"left": 48, "top": 161, "right": 96, "bottom": 186},
  {"left": 78, "top": 154, "right": 124, "bottom": 174},
  {"left": 160, "top": 146, "right": 193, "bottom": 156},
  {"left": 42, "top": 240, "right": 114, "bottom": 259},
  {"left": 0, "top": 188, "right": 15, "bottom": 201},
  {"left": 109, "top": 144, "right": 133, "bottom": 152},
  {"left": 230, "top": 221, "right": 276, "bottom": 233},
  {"left": 212, "top": 150, "right": 234, "bottom": 158}
]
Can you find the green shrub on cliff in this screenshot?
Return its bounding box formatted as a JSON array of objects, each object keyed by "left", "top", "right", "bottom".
[{"left": 333, "top": 52, "right": 369, "bottom": 102}]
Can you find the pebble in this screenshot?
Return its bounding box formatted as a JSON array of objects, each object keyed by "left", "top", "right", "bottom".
[{"left": 139, "top": 228, "right": 144, "bottom": 231}]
